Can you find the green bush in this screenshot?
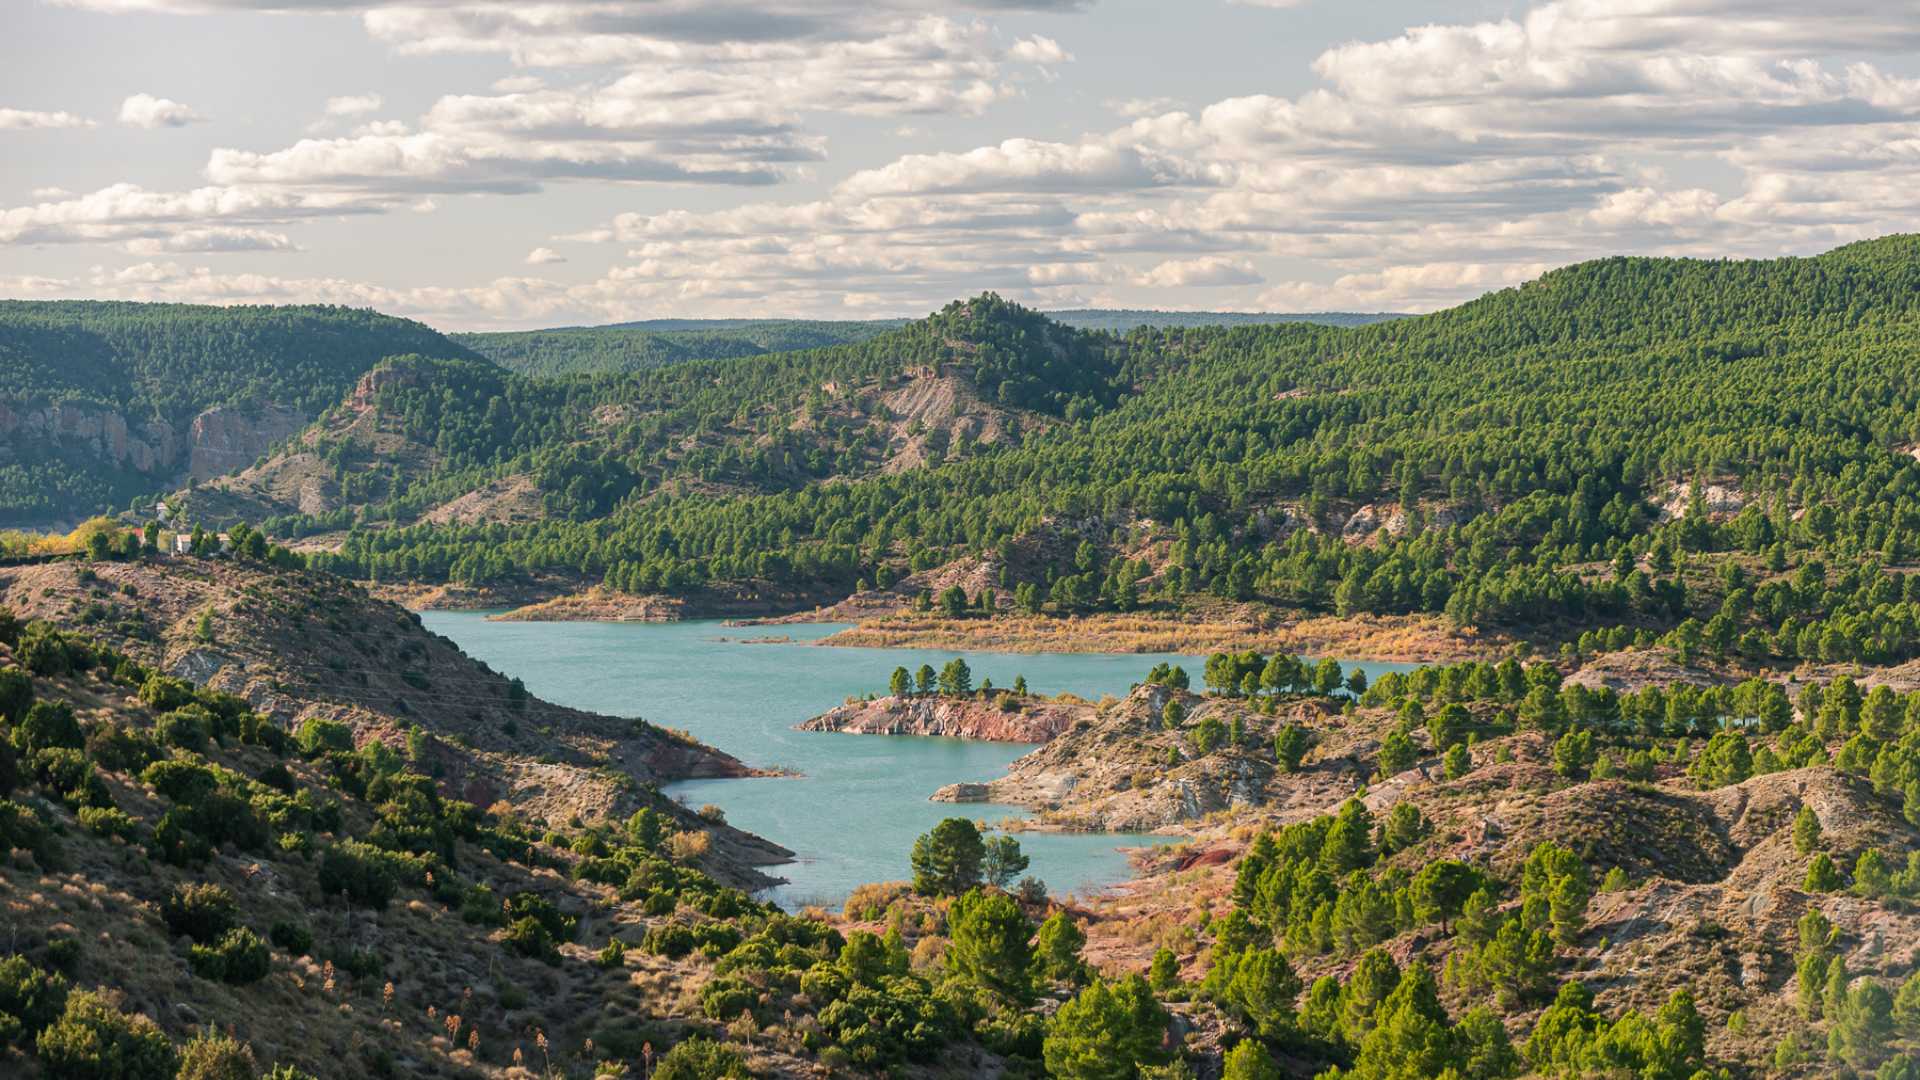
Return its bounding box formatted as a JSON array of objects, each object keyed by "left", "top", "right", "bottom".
[
  {"left": 160, "top": 883, "right": 238, "bottom": 943},
  {"left": 40, "top": 937, "right": 81, "bottom": 974},
  {"left": 83, "top": 723, "right": 160, "bottom": 773},
  {"left": 34, "top": 989, "right": 177, "bottom": 1080},
  {"left": 176, "top": 1031, "right": 257, "bottom": 1080},
  {"left": 16, "top": 700, "right": 83, "bottom": 754},
  {"left": 642, "top": 924, "right": 696, "bottom": 959},
  {"left": 188, "top": 928, "right": 271, "bottom": 985},
  {"left": 653, "top": 1037, "right": 749, "bottom": 1080},
  {"left": 595, "top": 937, "right": 626, "bottom": 969},
  {"left": 140, "top": 759, "right": 218, "bottom": 804},
  {"left": 32, "top": 747, "right": 108, "bottom": 807},
  {"left": 0, "top": 954, "right": 67, "bottom": 1047},
  {"left": 18, "top": 624, "right": 90, "bottom": 678},
  {"left": 154, "top": 707, "right": 213, "bottom": 753},
  {"left": 503, "top": 917, "right": 559, "bottom": 965},
  {"left": 268, "top": 920, "right": 313, "bottom": 956},
  {"left": 136, "top": 674, "right": 195, "bottom": 713},
  {"left": 150, "top": 808, "right": 213, "bottom": 866},
  {"left": 0, "top": 799, "right": 56, "bottom": 864},
  {"left": 0, "top": 666, "right": 33, "bottom": 723},
  {"left": 296, "top": 718, "right": 354, "bottom": 757},
  {"left": 317, "top": 840, "right": 400, "bottom": 907}
]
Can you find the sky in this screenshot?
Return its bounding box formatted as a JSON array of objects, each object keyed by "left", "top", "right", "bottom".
[{"left": 3, "top": 1, "right": 1920, "bottom": 331}]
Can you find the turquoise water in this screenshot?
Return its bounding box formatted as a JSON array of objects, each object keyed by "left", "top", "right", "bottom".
[{"left": 421, "top": 613, "right": 1410, "bottom": 908}]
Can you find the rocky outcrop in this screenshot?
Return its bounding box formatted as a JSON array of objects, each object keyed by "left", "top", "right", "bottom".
[
  {"left": 0, "top": 395, "right": 313, "bottom": 488},
  {"left": 187, "top": 403, "right": 306, "bottom": 480},
  {"left": 800, "top": 694, "right": 1088, "bottom": 742},
  {"left": 922, "top": 685, "right": 1372, "bottom": 831},
  {"left": 0, "top": 400, "right": 179, "bottom": 474}
]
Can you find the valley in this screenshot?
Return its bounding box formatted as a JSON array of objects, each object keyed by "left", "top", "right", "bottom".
[{"left": 4, "top": 243, "right": 1920, "bottom": 1077}]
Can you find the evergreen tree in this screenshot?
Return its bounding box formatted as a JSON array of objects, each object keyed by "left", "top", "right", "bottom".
[{"left": 910, "top": 818, "right": 986, "bottom": 895}]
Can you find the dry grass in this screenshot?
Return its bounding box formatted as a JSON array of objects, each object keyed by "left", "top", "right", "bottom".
[{"left": 817, "top": 608, "right": 1500, "bottom": 661}]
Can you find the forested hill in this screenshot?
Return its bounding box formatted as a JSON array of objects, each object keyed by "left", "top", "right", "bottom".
[
  {"left": 275, "top": 235, "right": 1920, "bottom": 671},
  {"left": 458, "top": 310, "right": 1396, "bottom": 378},
  {"left": 454, "top": 319, "right": 904, "bottom": 378},
  {"left": 0, "top": 301, "right": 478, "bottom": 525},
  {"left": 189, "top": 294, "right": 1126, "bottom": 531},
  {"left": 1046, "top": 309, "right": 1402, "bottom": 332},
  {"left": 0, "top": 301, "right": 474, "bottom": 417}
]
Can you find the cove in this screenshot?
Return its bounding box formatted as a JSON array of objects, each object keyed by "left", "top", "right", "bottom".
[{"left": 422, "top": 612, "right": 1415, "bottom": 908}]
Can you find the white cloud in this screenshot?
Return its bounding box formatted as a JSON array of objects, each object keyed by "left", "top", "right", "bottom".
[
  {"left": 21, "top": 0, "right": 1920, "bottom": 321},
  {"left": 0, "top": 182, "right": 381, "bottom": 246},
  {"left": 123, "top": 227, "right": 297, "bottom": 254},
  {"left": 0, "top": 108, "right": 95, "bottom": 130},
  {"left": 524, "top": 246, "right": 564, "bottom": 265},
  {"left": 324, "top": 93, "right": 383, "bottom": 117},
  {"left": 119, "top": 93, "right": 204, "bottom": 128}
]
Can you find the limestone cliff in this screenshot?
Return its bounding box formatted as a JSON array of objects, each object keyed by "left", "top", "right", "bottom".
[{"left": 0, "top": 396, "right": 312, "bottom": 490}]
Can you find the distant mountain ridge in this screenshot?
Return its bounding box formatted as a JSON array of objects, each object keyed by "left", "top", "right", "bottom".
[{"left": 457, "top": 309, "right": 1400, "bottom": 378}]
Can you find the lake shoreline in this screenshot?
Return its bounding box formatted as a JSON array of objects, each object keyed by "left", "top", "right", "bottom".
[
  {"left": 801, "top": 609, "right": 1499, "bottom": 663},
  {"left": 427, "top": 610, "right": 1217, "bottom": 907}
]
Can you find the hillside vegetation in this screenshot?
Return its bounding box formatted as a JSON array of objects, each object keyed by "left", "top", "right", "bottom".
[
  {"left": 457, "top": 311, "right": 1397, "bottom": 378},
  {"left": 232, "top": 236, "right": 1920, "bottom": 680},
  {"left": 456, "top": 320, "right": 903, "bottom": 378},
  {"left": 0, "top": 301, "right": 477, "bottom": 525}
]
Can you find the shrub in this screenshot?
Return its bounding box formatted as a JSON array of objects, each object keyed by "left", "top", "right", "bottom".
[
  {"left": 176, "top": 1031, "right": 257, "bottom": 1080},
  {"left": 188, "top": 928, "right": 271, "bottom": 985},
  {"left": 18, "top": 624, "right": 89, "bottom": 678},
  {"left": 161, "top": 883, "right": 239, "bottom": 943},
  {"left": 32, "top": 747, "right": 108, "bottom": 806},
  {"left": 296, "top": 718, "right": 354, "bottom": 757},
  {"left": 699, "top": 979, "right": 756, "bottom": 1020},
  {"left": 16, "top": 700, "right": 83, "bottom": 754},
  {"left": 0, "top": 666, "right": 33, "bottom": 722},
  {"left": 140, "top": 759, "right": 218, "bottom": 804},
  {"left": 642, "top": 924, "right": 696, "bottom": 959},
  {"left": 317, "top": 841, "right": 400, "bottom": 908},
  {"left": 504, "top": 917, "right": 560, "bottom": 964},
  {"left": 137, "top": 674, "right": 197, "bottom": 712},
  {"left": 84, "top": 723, "right": 160, "bottom": 773},
  {"left": 78, "top": 806, "right": 137, "bottom": 841},
  {"left": 504, "top": 892, "right": 576, "bottom": 941},
  {"left": 34, "top": 990, "right": 177, "bottom": 1080},
  {"left": 0, "top": 954, "right": 67, "bottom": 1046},
  {"left": 595, "top": 937, "right": 626, "bottom": 969},
  {"left": 653, "top": 1037, "right": 749, "bottom": 1080},
  {"left": 150, "top": 809, "right": 212, "bottom": 866},
  {"left": 154, "top": 707, "right": 213, "bottom": 753},
  {"left": 0, "top": 799, "right": 55, "bottom": 864},
  {"left": 269, "top": 920, "right": 313, "bottom": 956},
  {"left": 41, "top": 937, "right": 81, "bottom": 974}
]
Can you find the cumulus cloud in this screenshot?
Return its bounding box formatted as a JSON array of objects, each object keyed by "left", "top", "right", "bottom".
[
  {"left": 21, "top": 0, "right": 1920, "bottom": 321},
  {"left": 524, "top": 246, "right": 564, "bottom": 265},
  {"left": 119, "top": 93, "right": 204, "bottom": 128},
  {"left": 123, "top": 226, "right": 298, "bottom": 254},
  {"left": 324, "top": 93, "right": 382, "bottom": 116},
  {"left": 0, "top": 108, "right": 95, "bottom": 130}
]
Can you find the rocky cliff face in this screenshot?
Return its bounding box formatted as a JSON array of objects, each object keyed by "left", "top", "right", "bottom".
[
  {"left": 0, "top": 395, "right": 312, "bottom": 486},
  {"left": 799, "top": 693, "right": 1088, "bottom": 742},
  {"left": 0, "top": 399, "right": 180, "bottom": 474},
  {"left": 186, "top": 403, "right": 307, "bottom": 480}
]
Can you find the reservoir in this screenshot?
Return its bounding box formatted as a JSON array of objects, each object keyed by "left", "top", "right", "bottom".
[{"left": 423, "top": 613, "right": 1407, "bottom": 907}]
